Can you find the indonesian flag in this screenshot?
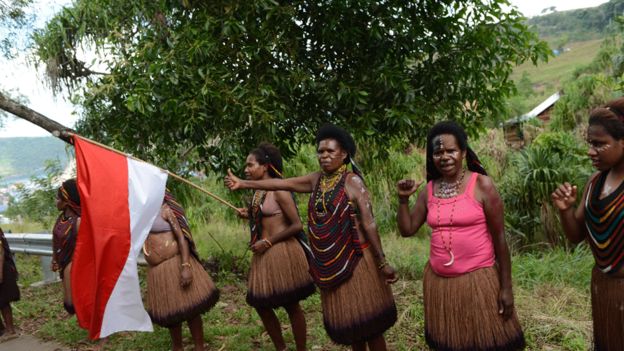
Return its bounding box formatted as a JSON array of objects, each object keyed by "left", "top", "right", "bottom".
[{"left": 72, "top": 136, "right": 168, "bottom": 339}]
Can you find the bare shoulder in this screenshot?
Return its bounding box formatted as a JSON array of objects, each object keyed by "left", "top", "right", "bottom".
[
  {"left": 305, "top": 171, "right": 323, "bottom": 187},
  {"left": 475, "top": 173, "right": 496, "bottom": 191},
  {"left": 345, "top": 172, "right": 368, "bottom": 194},
  {"left": 345, "top": 172, "right": 365, "bottom": 186},
  {"left": 275, "top": 190, "right": 294, "bottom": 202},
  {"left": 474, "top": 173, "right": 501, "bottom": 203}
]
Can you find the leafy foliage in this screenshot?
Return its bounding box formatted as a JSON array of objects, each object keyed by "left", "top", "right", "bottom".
[
  {"left": 0, "top": 0, "right": 33, "bottom": 58},
  {"left": 32, "top": 0, "right": 549, "bottom": 173},
  {"left": 5, "top": 159, "right": 63, "bottom": 228},
  {"left": 549, "top": 73, "right": 616, "bottom": 131},
  {"left": 500, "top": 132, "right": 592, "bottom": 247}
]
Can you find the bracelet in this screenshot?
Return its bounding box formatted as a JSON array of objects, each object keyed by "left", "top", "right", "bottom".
[
  {"left": 263, "top": 238, "right": 273, "bottom": 248},
  {"left": 377, "top": 259, "right": 388, "bottom": 270},
  {"left": 398, "top": 197, "right": 409, "bottom": 204},
  {"left": 181, "top": 262, "right": 191, "bottom": 268}
]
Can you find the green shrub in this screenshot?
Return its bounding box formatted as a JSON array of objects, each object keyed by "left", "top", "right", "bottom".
[{"left": 501, "top": 131, "right": 592, "bottom": 248}]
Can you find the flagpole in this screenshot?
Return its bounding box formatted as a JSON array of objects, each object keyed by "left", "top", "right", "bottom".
[{"left": 58, "top": 131, "right": 240, "bottom": 212}]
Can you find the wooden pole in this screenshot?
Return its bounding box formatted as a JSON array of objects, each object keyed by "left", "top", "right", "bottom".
[{"left": 62, "top": 131, "right": 240, "bottom": 211}]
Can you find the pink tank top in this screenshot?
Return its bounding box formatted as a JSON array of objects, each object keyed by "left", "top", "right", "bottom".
[{"left": 426, "top": 172, "right": 495, "bottom": 277}]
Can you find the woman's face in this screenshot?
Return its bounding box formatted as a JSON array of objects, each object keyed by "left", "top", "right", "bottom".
[
  {"left": 587, "top": 124, "right": 624, "bottom": 171},
  {"left": 317, "top": 139, "right": 348, "bottom": 173},
  {"left": 56, "top": 194, "right": 65, "bottom": 211},
  {"left": 432, "top": 133, "right": 466, "bottom": 178},
  {"left": 244, "top": 154, "right": 267, "bottom": 180}
]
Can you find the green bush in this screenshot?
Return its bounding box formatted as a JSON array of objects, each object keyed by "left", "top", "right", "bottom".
[{"left": 501, "top": 131, "right": 592, "bottom": 248}]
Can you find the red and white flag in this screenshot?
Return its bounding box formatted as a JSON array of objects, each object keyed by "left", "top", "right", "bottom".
[{"left": 72, "top": 136, "right": 167, "bottom": 339}]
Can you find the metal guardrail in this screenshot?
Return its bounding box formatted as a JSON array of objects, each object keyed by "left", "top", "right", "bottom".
[
  {"left": 5, "top": 233, "right": 53, "bottom": 256},
  {"left": 5, "top": 233, "right": 56, "bottom": 286},
  {"left": 5, "top": 233, "right": 147, "bottom": 287}
]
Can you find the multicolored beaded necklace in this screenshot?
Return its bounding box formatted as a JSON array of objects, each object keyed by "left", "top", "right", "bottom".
[
  {"left": 307, "top": 166, "right": 362, "bottom": 289},
  {"left": 584, "top": 172, "right": 624, "bottom": 274}
]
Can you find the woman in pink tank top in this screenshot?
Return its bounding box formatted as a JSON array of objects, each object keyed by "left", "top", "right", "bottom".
[{"left": 396, "top": 121, "right": 525, "bottom": 351}]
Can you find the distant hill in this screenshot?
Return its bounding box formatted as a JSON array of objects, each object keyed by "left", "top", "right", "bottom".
[
  {"left": 527, "top": 0, "right": 624, "bottom": 41},
  {"left": 506, "top": 1, "right": 623, "bottom": 118},
  {"left": 0, "top": 137, "right": 71, "bottom": 184}
]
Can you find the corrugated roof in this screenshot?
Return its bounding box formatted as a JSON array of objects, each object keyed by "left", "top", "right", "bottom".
[{"left": 505, "top": 92, "right": 561, "bottom": 125}]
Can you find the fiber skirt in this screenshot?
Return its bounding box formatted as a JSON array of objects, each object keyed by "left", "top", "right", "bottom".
[
  {"left": 321, "top": 247, "right": 397, "bottom": 345},
  {"left": 247, "top": 236, "right": 315, "bottom": 309},
  {"left": 0, "top": 263, "right": 19, "bottom": 309},
  {"left": 147, "top": 254, "right": 219, "bottom": 327},
  {"left": 591, "top": 266, "right": 624, "bottom": 351},
  {"left": 423, "top": 263, "right": 525, "bottom": 351}
]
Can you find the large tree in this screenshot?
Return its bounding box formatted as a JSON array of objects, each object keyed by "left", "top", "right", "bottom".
[{"left": 33, "top": 0, "right": 549, "bottom": 172}]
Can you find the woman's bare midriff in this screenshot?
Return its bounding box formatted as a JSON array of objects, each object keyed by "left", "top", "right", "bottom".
[
  {"left": 260, "top": 214, "right": 289, "bottom": 241},
  {"left": 144, "top": 231, "right": 179, "bottom": 266}
]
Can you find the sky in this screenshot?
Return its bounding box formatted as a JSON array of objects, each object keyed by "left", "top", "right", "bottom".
[{"left": 0, "top": 0, "right": 611, "bottom": 138}]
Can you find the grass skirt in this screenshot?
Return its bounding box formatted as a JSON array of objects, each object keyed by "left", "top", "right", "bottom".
[
  {"left": 591, "top": 266, "right": 624, "bottom": 351},
  {"left": 247, "top": 237, "right": 315, "bottom": 309},
  {"left": 147, "top": 254, "right": 219, "bottom": 327},
  {"left": 0, "top": 262, "right": 19, "bottom": 309},
  {"left": 321, "top": 247, "right": 397, "bottom": 345},
  {"left": 423, "top": 263, "right": 525, "bottom": 351}
]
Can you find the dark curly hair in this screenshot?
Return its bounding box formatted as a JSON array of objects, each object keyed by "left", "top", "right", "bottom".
[
  {"left": 249, "top": 142, "right": 284, "bottom": 178},
  {"left": 589, "top": 97, "right": 624, "bottom": 140},
  {"left": 426, "top": 121, "right": 487, "bottom": 181}
]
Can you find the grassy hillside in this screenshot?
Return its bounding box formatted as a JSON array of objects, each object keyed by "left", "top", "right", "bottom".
[
  {"left": 510, "top": 39, "right": 604, "bottom": 111},
  {"left": 505, "top": 0, "right": 623, "bottom": 118},
  {"left": 0, "top": 137, "right": 70, "bottom": 184},
  {"left": 512, "top": 39, "right": 603, "bottom": 86}
]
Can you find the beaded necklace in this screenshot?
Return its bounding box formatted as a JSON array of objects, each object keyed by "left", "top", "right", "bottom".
[
  {"left": 435, "top": 168, "right": 465, "bottom": 199},
  {"left": 315, "top": 164, "right": 347, "bottom": 214},
  {"left": 433, "top": 169, "right": 465, "bottom": 266},
  {"left": 436, "top": 197, "right": 457, "bottom": 266},
  {"left": 308, "top": 169, "right": 362, "bottom": 289},
  {"left": 584, "top": 172, "right": 624, "bottom": 274}
]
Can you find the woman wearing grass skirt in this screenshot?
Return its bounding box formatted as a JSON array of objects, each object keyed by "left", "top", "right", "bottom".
[
  {"left": 552, "top": 98, "right": 624, "bottom": 351},
  {"left": 51, "top": 178, "right": 81, "bottom": 315},
  {"left": 234, "top": 142, "right": 315, "bottom": 351},
  {"left": 143, "top": 191, "right": 219, "bottom": 351},
  {"left": 0, "top": 227, "right": 19, "bottom": 339},
  {"left": 397, "top": 121, "right": 525, "bottom": 351},
  {"left": 226, "top": 125, "right": 398, "bottom": 351}
]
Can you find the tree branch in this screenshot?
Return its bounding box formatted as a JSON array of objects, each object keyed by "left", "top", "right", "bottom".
[{"left": 0, "top": 91, "right": 74, "bottom": 144}]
